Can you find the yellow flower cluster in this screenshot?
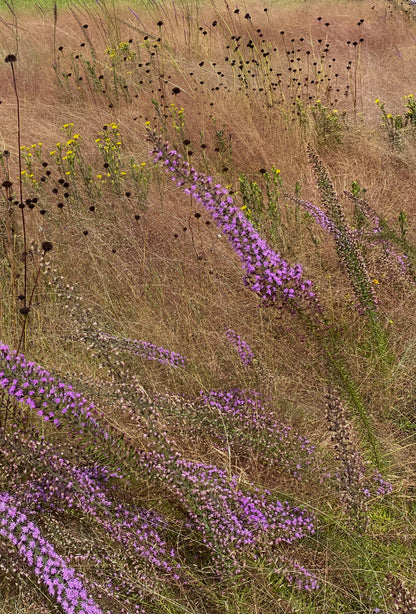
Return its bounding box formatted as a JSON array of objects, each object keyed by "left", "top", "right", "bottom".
[{"left": 105, "top": 41, "right": 135, "bottom": 61}]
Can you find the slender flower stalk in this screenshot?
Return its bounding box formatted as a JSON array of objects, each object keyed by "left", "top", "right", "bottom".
[
  {"left": 284, "top": 195, "right": 335, "bottom": 233},
  {"left": 4, "top": 54, "right": 27, "bottom": 314},
  {"left": 225, "top": 328, "right": 254, "bottom": 366},
  {"left": 0, "top": 342, "right": 134, "bottom": 472},
  {"left": 95, "top": 331, "right": 186, "bottom": 367},
  {"left": 149, "top": 131, "right": 319, "bottom": 313},
  {"left": 0, "top": 492, "right": 104, "bottom": 614},
  {"left": 325, "top": 388, "right": 369, "bottom": 530},
  {"left": 199, "top": 388, "right": 315, "bottom": 478},
  {"left": 308, "top": 146, "right": 378, "bottom": 314}
]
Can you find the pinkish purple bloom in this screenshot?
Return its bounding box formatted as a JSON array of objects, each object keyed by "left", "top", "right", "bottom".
[
  {"left": 149, "top": 132, "right": 319, "bottom": 314},
  {"left": 0, "top": 492, "right": 103, "bottom": 613}
]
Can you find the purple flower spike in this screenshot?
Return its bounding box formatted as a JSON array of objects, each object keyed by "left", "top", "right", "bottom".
[
  {"left": 0, "top": 492, "right": 103, "bottom": 614},
  {"left": 225, "top": 328, "right": 254, "bottom": 366},
  {"left": 148, "top": 132, "right": 320, "bottom": 314}
]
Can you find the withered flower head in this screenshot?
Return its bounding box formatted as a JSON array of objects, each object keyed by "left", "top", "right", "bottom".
[{"left": 41, "top": 241, "right": 53, "bottom": 252}]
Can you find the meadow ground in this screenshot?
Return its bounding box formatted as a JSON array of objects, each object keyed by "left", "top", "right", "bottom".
[{"left": 0, "top": 0, "right": 416, "bottom": 612}]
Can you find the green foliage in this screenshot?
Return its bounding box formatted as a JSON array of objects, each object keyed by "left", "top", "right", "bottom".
[{"left": 375, "top": 95, "right": 416, "bottom": 148}]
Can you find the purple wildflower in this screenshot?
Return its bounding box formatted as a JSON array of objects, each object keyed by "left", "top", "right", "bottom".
[
  {"left": 143, "top": 450, "right": 316, "bottom": 576},
  {"left": 0, "top": 492, "right": 103, "bottom": 614},
  {"left": 200, "top": 388, "right": 315, "bottom": 478},
  {"left": 225, "top": 328, "right": 254, "bottom": 366},
  {"left": 149, "top": 132, "right": 319, "bottom": 313},
  {"left": 95, "top": 331, "right": 186, "bottom": 367}
]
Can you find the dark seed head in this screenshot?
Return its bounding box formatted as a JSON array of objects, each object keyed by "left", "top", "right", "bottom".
[
  {"left": 5, "top": 54, "right": 17, "bottom": 63},
  {"left": 20, "top": 306, "right": 30, "bottom": 315},
  {"left": 41, "top": 241, "right": 53, "bottom": 252}
]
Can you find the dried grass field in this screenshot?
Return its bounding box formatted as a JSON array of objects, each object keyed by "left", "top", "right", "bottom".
[{"left": 0, "top": 0, "right": 416, "bottom": 612}]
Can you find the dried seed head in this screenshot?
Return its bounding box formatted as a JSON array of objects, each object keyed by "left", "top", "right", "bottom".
[{"left": 41, "top": 241, "right": 53, "bottom": 252}]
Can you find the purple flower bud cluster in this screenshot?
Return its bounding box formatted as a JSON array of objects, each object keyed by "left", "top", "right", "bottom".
[
  {"left": 225, "top": 328, "right": 254, "bottom": 366},
  {"left": 286, "top": 195, "right": 335, "bottom": 233},
  {"left": 344, "top": 191, "right": 414, "bottom": 285},
  {"left": 2, "top": 430, "right": 180, "bottom": 580},
  {"left": 149, "top": 132, "right": 318, "bottom": 313},
  {"left": 0, "top": 342, "right": 317, "bottom": 594},
  {"left": 96, "top": 331, "right": 186, "bottom": 367},
  {"left": 368, "top": 471, "right": 393, "bottom": 498},
  {"left": 199, "top": 388, "right": 315, "bottom": 479},
  {"left": 279, "top": 557, "right": 320, "bottom": 591},
  {"left": 143, "top": 451, "right": 316, "bottom": 578},
  {"left": 0, "top": 492, "right": 103, "bottom": 614},
  {"left": 0, "top": 342, "right": 117, "bottom": 443}
]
